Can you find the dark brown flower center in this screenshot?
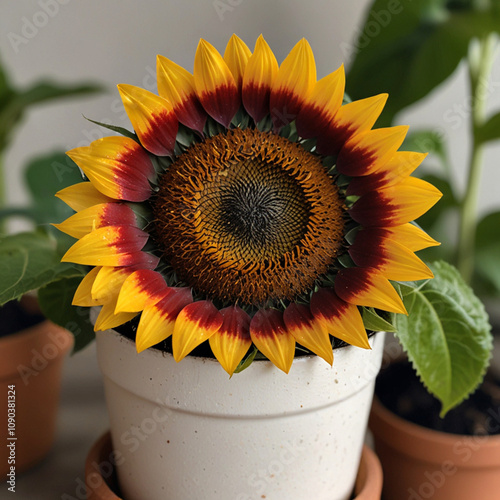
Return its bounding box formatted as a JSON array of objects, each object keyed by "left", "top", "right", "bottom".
[{"left": 153, "top": 128, "right": 345, "bottom": 306}]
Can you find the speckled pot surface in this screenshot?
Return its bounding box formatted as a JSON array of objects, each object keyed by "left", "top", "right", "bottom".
[
  {"left": 96, "top": 329, "right": 385, "bottom": 500},
  {"left": 86, "top": 432, "right": 383, "bottom": 500}
]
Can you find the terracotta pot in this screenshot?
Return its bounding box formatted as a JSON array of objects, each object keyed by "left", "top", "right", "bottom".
[
  {"left": 85, "top": 431, "right": 383, "bottom": 500},
  {"left": 0, "top": 319, "right": 73, "bottom": 478},
  {"left": 369, "top": 396, "right": 500, "bottom": 500},
  {"left": 96, "top": 329, "right": 385, "bottom": 500}
]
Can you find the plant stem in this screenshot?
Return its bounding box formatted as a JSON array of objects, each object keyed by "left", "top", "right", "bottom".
[{"left": 457, "top": 35, "right": 496, "bottom": 284}]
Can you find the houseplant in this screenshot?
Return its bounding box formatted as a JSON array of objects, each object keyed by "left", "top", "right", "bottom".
[
  {"left": 347, "top": 1, "right": 500, "bottom": 498},
  {"left": 41, "top": 33, "right": 490, "bottom": 500},
  {"left": 0, "top": 53, "right": 100, "bottom": 479}
]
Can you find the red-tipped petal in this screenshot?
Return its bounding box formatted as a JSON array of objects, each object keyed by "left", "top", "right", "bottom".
[
  {"left": 350, "top": 177, "right": 443, "bottom": 227},
  {"left": 156, "top": 55, "right": 207, "bottom": 134},
  {"left": 283, "top": 303, "right": 333, "bottom": 365},
  {"left": 349, "top": 227, "right": 434, "bottom": 281},
  {"left": 250, "top": 309, "right": 295, "bottom": 373},
  {"left": 54, "top": 202, "right": 137, "bottom": 240},
  {"left": 316, "top": 94, "right": 388, "bottom": 156},
  {"left": 172, "top": 301, "right": 223, "bottom": 362},
  {"left": 118, "top": 84, "right": 178, "bottom": 156},
  {"left": 310, "top": 288, "right": 370, "bottom": 349},
  {"left": 193, "top": 39, "right": 239, "bottom": 127},
  {"left": 116, "top": 269, "right": 170, "bottom": 313},
  {"left": 61, "top": 226, "right": 149, "bottom": 267},
  {"left": 337, "top": 125, "right": 409, "bottom": 177},
  {"left": 295, "top": 65, "right": 345, "bottom": 139},
  {"left": 209, "top": 305, "right": 252, "bottom": 375},
  {"left": 242, "top": 35, "right": 279, "bottom": 123},
  {"left": 136, "top": 287, "right": 193, "bottom": 353},
  {"left": 347, "top": 151, "right": 427, "bottom": 197},
  {"left": 335, "top": 267, "right": 407, "bottom": 315},
  {"left": 66, "top": 136, "right": 155, "bottom": 202},
  {"left": 269, "top": 38, "right": 316, "bottom": 131}
]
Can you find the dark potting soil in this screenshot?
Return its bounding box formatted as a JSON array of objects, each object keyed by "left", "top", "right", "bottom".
[
  {"left": 0, "top": 299, "right": 44, "bottom": 338},
  {"left": 376, "top": 360, "right": 500, "bottom": 436}
]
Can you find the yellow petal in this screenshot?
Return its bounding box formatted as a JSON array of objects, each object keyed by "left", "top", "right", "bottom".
[
  {"left": 296, "top": 65, "right": 345, "bottom": 138},
  {"left": 209, "top": 305, "right": 252, "bottom": 376},
  {"left": 117, "top": 83, "right": 178, "bottom": 156},
  {"left": 270, "top": 38, "right": 316, "bottom": 129},
  {"left": 224, "top": 34, "right": 252, "bottom": 90},
  {"left": 156, "top": 55, "right": 207, "bottom": 133},
  {"left": 193, "top": 39, "right": 239, "bottom": 127},
  {"left": 115, "top": 269, "right": 169, "bottom": 314},
  {"left": 61, "top": 226, "right": 148, "bottom": 267},
  {"left": 172, "top": 301, "right": 223, "bottom": 362},
  {"left": 384, "top": 223, "right": 440, "bottom": 252},
  {"left": 249, "top": 309, "right": 296, "bottom": 373},
  {"left": 242, "top": 35, "right": 279, "bottom": 123},
  {"left": 136, "top": 288, "right": 193, "bottom": 353},
  {"left": 310, "top": 288, "right": 370, "bottom": 349},
  {"left": 338, "top": 125, "right": 410, "bottom": 176},
  {"left": 72, "top": 267, "right": 102, "bottom": 307},
  {"left": 66, "top": 136, "right": 155, "bottom": 202},
  {"left": 94, "top": 297, "right": 137, "bottom": 332},
  {"left": 92, "top": 266, "right": 131, "bottom": 303},
  {"left": 283, "top": 303, "right": 333, "bottom": 365},
  {"left": 54, "top": 202, "right": 136, "bottom": 240},
  {"left": 335, "top": 267, "right": 407, "bottom": 315},
  {"left": 56, "top": 182, "right": 115, "bottom": 212}
]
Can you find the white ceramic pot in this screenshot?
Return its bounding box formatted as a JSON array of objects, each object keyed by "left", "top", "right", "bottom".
[{"left": 96, "top": 329, "right": 385, "bottom": 500}]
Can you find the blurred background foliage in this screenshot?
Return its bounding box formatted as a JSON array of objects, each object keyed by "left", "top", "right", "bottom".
[{"left": 348, "top": 0, "right": 500, "bottom": 303}]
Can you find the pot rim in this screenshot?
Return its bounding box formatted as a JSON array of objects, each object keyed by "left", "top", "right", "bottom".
[
  {"left": 97, "top": 328, "right": 385, "bottom": 417},
  {"left": 370, "top": 396, "right": 500, "bottom": 467}
]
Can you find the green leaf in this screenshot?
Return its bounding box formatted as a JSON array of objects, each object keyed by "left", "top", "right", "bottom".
[
  {"left": 38, "top": 274, "right": 95, "bottom": 352},
  {"left": 395, "top": 261, "right": 492, "bottom": 415},
  {"left": 475, "top": 211, "right": 500, "bottom": 294},
  {"left": 24, "top": 152, "right": 83, "bottom": 224},
  {"left": 477, "top": 110, "right": 500, "bottom": 144},
  {"left": 0, "top": 231, "right": 72, "bottom": 306},
  {"left": 347, "top": 0, "right": 500, "bottom": 124},
  {"left": 362, "top": 307, "right": 397, "bottom": 332},
  {"left": 0, "top": 80, "right": 102, "bottom": 150}
]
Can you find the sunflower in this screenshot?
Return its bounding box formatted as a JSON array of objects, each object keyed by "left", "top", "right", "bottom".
[{"left": 56, "top": 35, "right": 441, "bottom": 375}]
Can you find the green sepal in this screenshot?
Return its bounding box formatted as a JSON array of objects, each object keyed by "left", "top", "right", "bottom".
[{"left": 83, "top": 116, "right": 137, "bottom": 140}]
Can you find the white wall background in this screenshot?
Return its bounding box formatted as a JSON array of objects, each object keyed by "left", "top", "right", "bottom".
[{"left": 1, "top": 0, "right": 499, "bottom": 226}]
